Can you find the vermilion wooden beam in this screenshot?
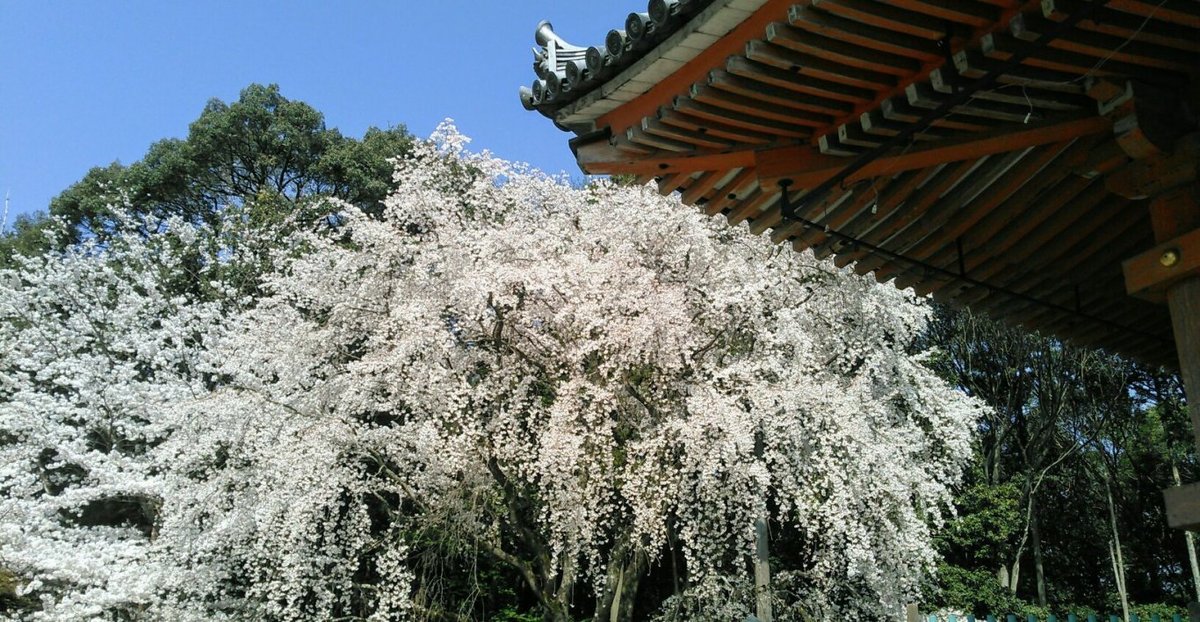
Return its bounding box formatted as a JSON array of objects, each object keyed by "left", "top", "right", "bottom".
[
  {"left": 788, "top": 3, "right": 942, "bottom": 63},
  {"left": 703, "top": 168, "right": 759, "bottom": 216},
  {"left": 764, "top": 21, "right": 919, "bottom": 76},
  {"left": 1106, "top": 134, "right": 1200, "bottom": 199},
  {"left": 814, "top": 0, "right": 947, "bottom": 40},
  {"left": 799, "top": 0, "right": 1032, "bottom": 135},
  {"left": 755, "top": 115, "right": 1111, "bottom": 186},
  {"left": 591, "top": 0, "right": 1030, "bottom": 139},
  {"left": 680, "top": 169, "right": 725, "bottom": 204},
  {"left": 573, "top": 138, "right": 760, "bottom": 175},
  {"left": 577, "top": 115, "right": 1110, "bottom": 182},
  {"left": 1105, "top": 0, "right": 1200, "bottom": 30}
]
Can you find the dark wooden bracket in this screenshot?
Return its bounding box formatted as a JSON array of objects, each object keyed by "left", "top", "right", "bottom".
[
  {"left": 1092, "top": 81, "right": 1198, "bottom": 162},
  {"left": 1106, "top": 133, "right": 1199, "bottom": 200}
]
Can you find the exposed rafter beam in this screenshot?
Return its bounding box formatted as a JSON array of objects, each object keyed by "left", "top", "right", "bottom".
[
  {"left": 782, "top": 0, "right": 1113, "bottom": 214},
  {"left": 758, "top": 114, "right": 1110, "bottom": 186},
  {"left": 575, "top": 114, "right": 1110, "bottom": 181}
]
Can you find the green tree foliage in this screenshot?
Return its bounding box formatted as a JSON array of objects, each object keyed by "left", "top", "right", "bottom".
[
  {"left": 0, "top": 83, "right": 413, "bottom": 301},
  {"left": 47, "top": 83, "right": 412, "bottom": 245},
  {"left": 0, "top": 212, "right": 60, "bottom": 269},
  {"left": 924, "top": 306, "right": 1195, "bottom": 618}
]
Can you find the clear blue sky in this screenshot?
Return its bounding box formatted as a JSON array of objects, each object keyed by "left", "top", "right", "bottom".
[{"left": 0, "top": 1, "right": 631, "bottom": 227}]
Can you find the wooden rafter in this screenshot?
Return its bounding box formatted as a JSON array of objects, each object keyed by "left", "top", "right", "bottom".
[{"left": 528, "top": 0, "right": 1200, "bottom": 366}]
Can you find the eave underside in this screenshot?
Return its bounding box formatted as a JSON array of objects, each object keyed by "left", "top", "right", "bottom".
[{"left": 537, "top": 0, "right": 1199, "bottom": 367}]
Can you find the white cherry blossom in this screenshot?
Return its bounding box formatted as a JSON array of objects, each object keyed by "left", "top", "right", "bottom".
[{"left": 0, "top": 124, "right": 981, "bottom": 621}]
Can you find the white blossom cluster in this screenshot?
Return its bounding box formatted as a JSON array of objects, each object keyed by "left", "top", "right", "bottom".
[
  {"left": 0, "top": 123, "right": 982, "bottom": 620},
  {"left": 0, "top": 224, "right": 224, "bottom": 619}
]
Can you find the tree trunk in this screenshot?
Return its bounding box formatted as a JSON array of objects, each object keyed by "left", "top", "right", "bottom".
[
  {"left": 609, "top": 550, "right": 647, "bottom": 622},
  {"left": 750, "top": 426, "right": 773, "bottom": 621},
  {"left": 594, "top": 554, "right": 621, "bottom": 621},
  {"left": 987, "top": 436, "right": 1003, "bottom": 485},
  {"left": 556, "top": 556, "right": 576, "bottom": 617},
  {"left": 670, "top": 530, "right": 683, "bottom": 597},
  {"left": 1008, "top": 482, "right": 1026, "bottom": 597},
  {"left": 610, "top": 562, "right": 627, "bottom": 622},
  {"left": 1109, "top": 541, "right": 1129, "bottom": 622},
  {"left": 1174, "top": 462, "right": 1200, "bottom": 602},
  {"left": 1105, "top": 476, "right": 1130, "bottom": 622},
  {"left": 594, "top": 543, "right": 647, "bottom": 622},
  {"left": 482, "top": 457, "right": 575, "bottom": 622},
  {"left": 754, "top": 517, "right": 773, "bottom": 622},
  {"left": 1009, "top": 557, "right": 1021, "bottom": 596},
  {"left": 1007, "top": 473, "right": 1040, "bottom": 597},
  {"left": 1030, "top": 504, "right": 1047, "bottom": 607}
]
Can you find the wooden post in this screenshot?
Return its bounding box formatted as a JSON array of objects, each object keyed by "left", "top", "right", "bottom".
[
  {"left": 1115, "top": 125, "right": 1200, "bottom": 528},
  {"left": 1172, "top": 268, "right": 1200, "bottom": 420},
  {"left": 1170, "top": 272, "right": 1200, "bottom": 446},
  {"left": 1114, "top": 109, "right": 1200, "bottom": 608},
  {"left": 1151, "top": 186, "right": 1200, "bottom": 452},
  {"left": 1128, "top": 184, "right": 1200, "bottom": 530}
]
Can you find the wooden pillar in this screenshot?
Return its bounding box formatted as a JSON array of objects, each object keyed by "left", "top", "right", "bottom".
[
  {"left": 1120, "top": 168, "right": 1200, "bottom": 531},
  {"left": 1154, "top": 186, "right": 1200, "bottom": 448},
  {"left": 1102, "top": 78, "right": 1200, "bottom": 517},
  {"left": 1116, "top": 133, "right": 1199, "bottom": 621},
  {"left": 1173, "top": 275, "right": 1200, "bottom": 437}
]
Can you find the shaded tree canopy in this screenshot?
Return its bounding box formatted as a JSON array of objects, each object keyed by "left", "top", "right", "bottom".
[
  {"left": 923, "top": 307, "right": 1193, "bottom": 620},
  {"left": 0, "top": 213, "right": 57, "bottom": 270}
]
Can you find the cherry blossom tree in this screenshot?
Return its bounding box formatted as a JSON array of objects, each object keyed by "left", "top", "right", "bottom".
[
  {"left": 0, "top": 218, "right": 225, "bottom": 620},
  {"left": 168, "top": 124, "right": 979, "bottom": 620},
  {"left": 1, "top": 123, "right": 981, "bottom": 621}
]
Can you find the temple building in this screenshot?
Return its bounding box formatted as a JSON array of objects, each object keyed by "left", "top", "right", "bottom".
[{"left": 520, "top": 0, "right": 1200, "bottom": 530}]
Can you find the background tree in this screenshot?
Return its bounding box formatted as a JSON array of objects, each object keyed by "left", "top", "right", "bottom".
[
  {"left": 46, "top": 83, "right": 411, "bottom": 246},
  {"left": 924, "top": 308, "right": 1195, "bottom": 619},
  {"left": 0, "top": 212, "right": 59, "bottom": 270},
  {"left": 0, "top": 83, "right": 414, "bottom": 302},
  {"left": 0, "top": 216, "right": 227, "bottom": 620}
]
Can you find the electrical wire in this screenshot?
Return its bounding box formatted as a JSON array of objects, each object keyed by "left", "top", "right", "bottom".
[
  {"left": 763, "top": 0, "right": 1186, "bottom": 350},
  {"left": 961, "top": 0, "right": 1172, "bottom": 108},
  {"left": 784, "top": 0, "right": 1112, "bottom": 216},
  {"left": 774, "top": 193, "right": 1174, "bottom": 347}
]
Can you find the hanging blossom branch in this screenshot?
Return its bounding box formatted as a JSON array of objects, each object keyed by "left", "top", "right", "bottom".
[{"left": 0, "top": 122, "right": 983, "bottom": 621}]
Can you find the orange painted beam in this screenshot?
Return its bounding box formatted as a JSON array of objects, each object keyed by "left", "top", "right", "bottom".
[
  {"left": 579, "top": 115, "right": 1111, "bottom": 180},
  {"left": 755, "top": 115, "right": 1111, "bottom": 187},
  {"left": 1125, "top": 228, "right": 1200, "bottom": 303},
  {"left": 807, "top": 0, "right": 1040, "bottom": 141},
  {"left": 580, "top": 148, "right": 758, "bottom": 176},
  {"left": 589, "top": 0, "right": 1041, "bottom": 151}
]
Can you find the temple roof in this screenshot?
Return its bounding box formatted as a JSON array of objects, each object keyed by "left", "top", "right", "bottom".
[{"left": 521, "top": 0, "right": 1200, "bottom": 366}]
